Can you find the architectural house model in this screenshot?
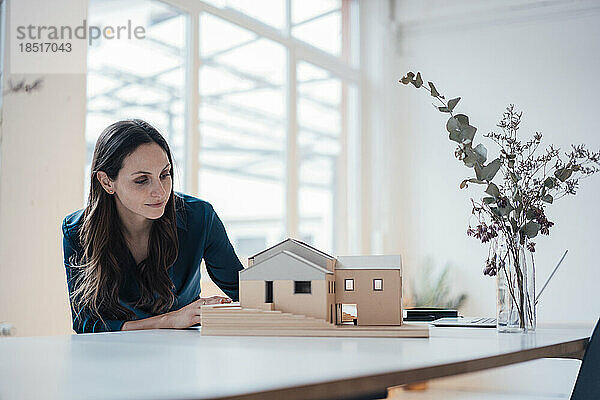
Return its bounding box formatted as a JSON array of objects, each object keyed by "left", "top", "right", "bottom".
[
  {"left": 241, "top": 239, "right": 402, "bottom": 326},
  {"left": 201, "top": 239, "right": 428, "bottom": 338}
]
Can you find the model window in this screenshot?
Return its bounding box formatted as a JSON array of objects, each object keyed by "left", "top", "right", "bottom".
[
  {"left": 294, "top": 281, "right": 311, "bottom": 294},
  {"left": 345, "top": 278, "right": 354, "bottom": 291},
  {"left": 373, "top": 279, "right": 383, "bottom": 291}
]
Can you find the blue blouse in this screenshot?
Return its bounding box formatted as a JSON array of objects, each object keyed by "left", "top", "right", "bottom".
[{"left": 61, "top": 192, "right": 244, "bottom": 334}]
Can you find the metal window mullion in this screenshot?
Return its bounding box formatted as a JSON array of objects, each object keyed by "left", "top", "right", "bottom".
[
  {"left": 334, "top": 0, "right": 352, "bottom": 255},
  {"left": 286, "top": 46, "right": 298, "bottom": 239},
  {"left": 163, "top": 0, "right": 359, "bottom": 83},
  {"left": 285, "top": 0, "right": 291, "bottom": 36},
  {"left": 335, "top": 86, "right": 349, "bottom": 255},
  {"left": 185, "top": 10, "right": 200, "bottom": 195},
  {"left": 294, "top": 42, "right": 358, "bottom": 83}
]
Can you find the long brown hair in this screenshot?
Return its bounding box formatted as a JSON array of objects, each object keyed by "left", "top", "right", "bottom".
[{"left": 68, "top": 119, "right": 182, "bottom": 328}]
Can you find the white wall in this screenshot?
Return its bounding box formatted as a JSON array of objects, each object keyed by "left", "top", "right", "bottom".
[
  {"left": 0, "top": 0, "right": 87, "bottom": 336},
  {"left": 386, "top": 0, "right": 600, "bottom": 323}
]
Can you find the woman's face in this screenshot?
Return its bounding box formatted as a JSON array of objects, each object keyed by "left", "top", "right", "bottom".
[{"left": 102, "top": 142, "right": 172, "bottom": 220}]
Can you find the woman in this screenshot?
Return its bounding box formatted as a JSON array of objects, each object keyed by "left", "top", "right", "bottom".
[{"left": 62, "top": 119, "right": 243, "bottom": 334}]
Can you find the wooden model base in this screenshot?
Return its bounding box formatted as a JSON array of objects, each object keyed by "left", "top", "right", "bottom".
[{"left": 201, "top": 303, "right": 429, "bottom": 338}]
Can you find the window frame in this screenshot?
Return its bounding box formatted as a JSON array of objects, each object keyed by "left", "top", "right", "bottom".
[
  {"left": 294, "top": 280, "right": 312, "bottom": 294},
  {"left": 158, "top": 0, "right": 361, "bottom": 255},
  {"left": 344, "top": 278, "right": 354, "bottom": 291},
  {"left": 373, "top": 278, "right": 383, "bottom": 291}
]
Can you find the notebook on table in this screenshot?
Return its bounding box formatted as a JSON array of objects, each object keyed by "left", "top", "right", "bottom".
[{"left": 431, "top": 317, "right": 497, "bottom": 328}]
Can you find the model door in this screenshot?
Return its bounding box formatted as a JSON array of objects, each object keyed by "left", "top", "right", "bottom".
[{"left": 265, "top": 281, "right": 273, "bottom": 303}]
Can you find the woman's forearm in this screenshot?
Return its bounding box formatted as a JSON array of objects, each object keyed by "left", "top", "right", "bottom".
[{"left": 121, "top": 312, "right": 172, "bottom": 331}]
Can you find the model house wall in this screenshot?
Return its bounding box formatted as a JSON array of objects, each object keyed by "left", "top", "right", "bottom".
[
  {"left": 239, "top": 250, "right": 334, "bottom": 320},
  {"left": 335, "top": 269, "right": 402, "bottom": 326},
  {"left": 335, "top": 255, "right": 402, "bottom": 326},
  {"left": 239, "top": 280, "right": 332, "bottom": 320},
  {"left": 326, "top": 274, "right": 336, "bottom": 324},
  {"left": 274, "top": 280, "right": 329, "bottom": 321}
]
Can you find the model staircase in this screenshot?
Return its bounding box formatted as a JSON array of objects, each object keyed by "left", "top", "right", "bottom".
[
  {"left": 201, "top": 303, "right": 334, "bottom": 330},
  {"left": 199, "top": 303, "right": 429, "bottom": 338}
]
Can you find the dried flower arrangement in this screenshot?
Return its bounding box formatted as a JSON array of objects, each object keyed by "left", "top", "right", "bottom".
[{"left": 399, "top": 71, "right": 600, "bottom": 330}]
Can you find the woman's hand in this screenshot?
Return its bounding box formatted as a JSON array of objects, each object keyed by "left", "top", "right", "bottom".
[{"left": 166, "top": 296, "right": 232, "bottom": 329}]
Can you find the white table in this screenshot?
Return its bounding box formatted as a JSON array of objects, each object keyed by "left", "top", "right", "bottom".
[{"left": 0, "top": 325, "right": 591, "bottom": 400}]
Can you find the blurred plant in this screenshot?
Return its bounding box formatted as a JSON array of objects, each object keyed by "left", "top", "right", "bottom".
[
  {"left": 411, "top": 258, "right": 467, "bottom": 310},
  {"left": 399, "top": 71, "right": 600, "bottom": 329}
]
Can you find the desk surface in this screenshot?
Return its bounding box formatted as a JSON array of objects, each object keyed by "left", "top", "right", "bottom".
[{"left": 0, "top": 325, "right": 591, "bottom": 400}]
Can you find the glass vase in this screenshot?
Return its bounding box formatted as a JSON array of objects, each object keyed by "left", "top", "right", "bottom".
[{"left": 496, "top": 235, "right": 536, "bottom": 332}]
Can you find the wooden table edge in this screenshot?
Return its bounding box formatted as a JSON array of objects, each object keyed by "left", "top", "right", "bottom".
[{"left": 212, "top": 337, "right": 589, "bottom": 400}]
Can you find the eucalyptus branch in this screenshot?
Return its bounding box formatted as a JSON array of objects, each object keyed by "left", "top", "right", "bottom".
[
  {"left": 399, "top": 70, "right": 600, "bottom": 268},
  {"left": 400, "top": 70, "right": 598, "bottom": 328}
]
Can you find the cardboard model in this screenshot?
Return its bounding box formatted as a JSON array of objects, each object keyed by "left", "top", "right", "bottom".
[
  {"left": 240, "top": 238, "right": 402, "bottom": 326},
  {"left": 201, "top": 239, "right": 428, "bottom": 337}
]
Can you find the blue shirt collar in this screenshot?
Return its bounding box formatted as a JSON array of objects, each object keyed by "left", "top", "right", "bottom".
[{"left": 175, "top": 193, "right": 188, "bottom": 231}]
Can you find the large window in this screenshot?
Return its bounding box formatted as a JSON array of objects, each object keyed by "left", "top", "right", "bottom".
[
  {"left": 298, "top": 61, "right": 343, "bottom": 251},
  {"left": 202, "top": 0, "right": 286, "bottom": 30},
  {"left": 86, "top": 0, "right": 187, "bottom": 198},
  {"left": 86, "top": 0, "right": 360, "bottom": 263},
  {"left": 198, "top": 12, "right": 287, "bottom": 257},
  {"left": 292, "top": 0, "right": 342, "bottom": 56}
]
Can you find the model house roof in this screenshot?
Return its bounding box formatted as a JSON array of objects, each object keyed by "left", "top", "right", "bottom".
[
  {"left": 335, "top": 255, "right": 402, "bottom": 273},
  {"left": 240, "top": 250, "right": 333, "bottom": 281},
  {"left": 248, "top": 238, "right": 336, "bottom": 271},
  {"left": 249, "top": 238, "right": 335, "bottom": 260}
]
